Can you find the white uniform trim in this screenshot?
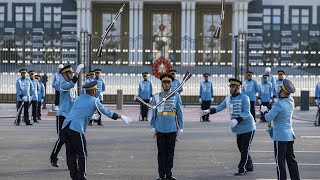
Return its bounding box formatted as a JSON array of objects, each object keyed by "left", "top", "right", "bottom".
[
  {"left": 52, "top": 116, "right": 61, "bottom": 155},
  {"left": 242, "top": 131, "right": 254, "bottom": 172},
  {"left": 275, "top": 141, "right": 281, "bottom": 179},
  {"left": 80, "top": 133, "right": 87, "bottom": 178}
]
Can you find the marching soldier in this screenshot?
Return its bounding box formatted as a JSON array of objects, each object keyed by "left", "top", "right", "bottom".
[
  {"left": 52, "top": 64, "right": 64, "bottom": 111},
  {"left": 200, "top": 78, "right": 256, "bottom": 176},
  {"left": 50, "top": 64, "right": 84, "bottom": 167},
  {"left": 28, "top": 70, "right": 40, "bottom": 123},
  {"left": 150, "top": 74, "right": 184, "bottom": 180},
  {"left": 261, "top": 79, "right": 300, "bottom": 180},
  {"left": 242, "top": 71, "right": 260, "bottom": 122},
  {"left": 35, "top": 75, "right": 45, "bottom": 120},
  {"left": 138, "top": 72, "right": 153, "bottom": 121},
  {"left": 15, "top": 68, "right": 33, "bottom": 126},
  {"left": 170, "top": 70, "right": 183, "bottom": 94},
  {"left": 89, "top": 70, "right": 95, "bottom": 80},
  {"left": 60, "top": 81, "right": 132, "bottom": 180},
  {"left": 199, "top": 73, "right": 214, "bottom": 122},
  {"left": 273, "top": 70, "right": 285, "bottom": 103},
  {"left": 93, "top": 69, "right": 106, "bottom": 125},
  {"left": 258, "top": 74, "right": 273, "bottom": 122},
  {"left": 261, "top": 67, "right": 275, "bottom": 88}
]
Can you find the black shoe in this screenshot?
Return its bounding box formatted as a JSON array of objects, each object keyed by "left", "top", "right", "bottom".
[
  {"left": 34, "top": 120, "right": 39, "bottom": 123},
  {"left": 15, "top": 122, "right": 20, "bottom": 126},
  {"left": 167, "top": 177, "right": 176, "bottom": 180},
  {"left": 234, "top": 172, "right": 246, "bottom": 176},
  {"left": 97, "top": 123, "right": 104, "bottom": 126},
  {"left": 37, "top": 117, "right": 41, "bottom": 120},
  {"left": 156, "top": 177, "right": 165, "bottom": 180},
  {"left": 247, "top": 169, "right": 254, "bottom": 173},
  {"left": 26, "top": 123, "right": 33, "bottom": 125},
  {"left": 50, "top": 161, "right": 59, "bottom": 167}
]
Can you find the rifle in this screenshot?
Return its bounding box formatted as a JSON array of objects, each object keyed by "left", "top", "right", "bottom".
[{"left": 96, "top": 4, "right": 125, "bottom": 58}]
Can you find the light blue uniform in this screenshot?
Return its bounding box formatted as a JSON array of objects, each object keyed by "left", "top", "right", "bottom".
[
  {"left": 315, "top": 82, "right": 320, "bottom": 101},
  {"left": 214, "top": 93, "right": 256, "bottom": 134},
  {"left": 259, "top": 81, "right": 273, "bottom": 103},
  {"left": 37, "top": 82, "right": 45, "bottom": 102},
  {"left": 94, "top": 78, "right": 105, "bottom": 101},
  {"left": 16, "top": 78, "right": 33, "bottom": 101},
  {"left": 52, "top": 72, "right": 63, "bottom": 91},
  {"left": 150, "top": 92, "right": 184, "bottom": 133},
  {"left": 273, "top": 79, "right": 284, "bottom": 98},
  {"left": 62, "top": 94, "right": 118, "bottom": 134},
  {"left": 138, "top": 80, "right": 153, "bottom": 100},
  {"left": 200, "top": 81, "right": 213, "bottom": 101},
  {"left": 242, "top": 79, "right": 260, "bottom": 101},
  {"left": 171, "top": 79, "right": 183, "bottom": 94},
  {"left": 56, "top": 77, "right": 78, "bottom": 118},
  {"left": 264, "top": 97, "right": 295, "bottom": 141},
  {"left": 30, "top": 79, "right": 39, "bottom": 101}
]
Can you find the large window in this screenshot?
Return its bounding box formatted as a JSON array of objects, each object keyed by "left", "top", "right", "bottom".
[
  {"left": 291, "top": 8, "right": 310, "bottom": 31},
  {"left": 43, "top": 6, "right": 61, "bottom": 29},
  {"left": 151, "top": 13, "right": 172, "bottom": 59},
  {"left": 202, "top": 14, "right": 221, "bottom": 62},
  {"left": 15, "top": 5, "right": 33, "bottom": 28},
  {"left": 263, "top": 8, "right": 281, "bottom": 31},
  {"left": 0, "top": 6, "right": 4, "bottom": 28}
]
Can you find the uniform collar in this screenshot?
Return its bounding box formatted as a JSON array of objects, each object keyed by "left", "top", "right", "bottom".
[{"left": 232, "top": 92, "right": 240, "bottom": 98}]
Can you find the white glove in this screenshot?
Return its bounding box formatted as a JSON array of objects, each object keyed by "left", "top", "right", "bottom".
[
  {"left": 22, "top": 96, "right": 27, "bottom": 102},
  {"left": 91, "top": 112, "right": 100, "bottom": 120},
  {"left": 258, "top": 99, "right": 261, "bottom": 105},
  {"left": 269, "top": 99, "right": 272, "bottom": 104},
  {"left": 41, "top": 99, "right": 44, "bottom": 103},
  {"left": 261, "top": 105, "right": 268, "bottom": 113},
  {"left": 211, "top": 98, "right": 214, "bottom": 102},
  {"left": 274, "top": 98, "right": 278, "bottom": 103},
  {"left": 150, "top": 128, "right": 156, "bottom": 134},
  {"left": 149, "top": 97, "right": 152, "bottom": 102},
  {"left": 177, "top": 129, "right": 183, "bottom": 137},
  {"left": 121, "top": 115, "right": 132, "bottom": 124},
  {"left": 76, "top": 63, "right": 84, "bottom": 73},
  {"left": 229, "top": 119, "right": 238, "bottom": 128},
  {"left": 199, "top": 98, "right": 202, "bottom": 103},
  {"left": 315, "top": 99, "right": 319, "bottom": 105},
  {"left": 199, "top": 109, "right": 210, "bottom": 117}
]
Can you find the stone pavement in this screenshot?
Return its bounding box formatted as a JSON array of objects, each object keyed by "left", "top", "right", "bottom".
[{"left": 0, "top": 103, "right": 319, "bottom": 180}]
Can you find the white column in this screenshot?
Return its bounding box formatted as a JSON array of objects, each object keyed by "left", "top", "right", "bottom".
[
  {"left": 185, "top": 1, "right": 191, "bottom": 65},
  {"left": 190, "top": 1, "right": 196, "bottom": 65},
  {"left": 284, "top": 5, "right": 289, "bottom": 24},
  {"left": 181, "top": 1, "right": 186, "bottom": 65},
  {"left": 76, "top": 0, "right": 82, "bottom": 38},
  {"left": 134, "top": 1, "right": 139, "bottom": 65},
  {"left": 86, "top": 0, "right": 92, "bottom": 34},
  {"left": 138, "top": 0, "right": 143, "bottom": 64},
  {"left": 129, "top": 2, "right": 134, "bottom": 64},
  {"left": 312, "top": 5, "right": 317, "bottom": 25},
  {"left": 81, "top": 0, "right": 86, "bottom": 31},
  {"left": 238, "top": 2, "right": 244, "bottom": 33},
  {"left": 243, "top": 2, "right": 248, "bottom": 33},
  {"left": 232, "top": 2, "right": 239, "bottom": 66}
]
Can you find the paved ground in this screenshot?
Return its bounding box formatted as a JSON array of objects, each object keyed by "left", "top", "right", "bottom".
[{"left": 0, "top": 104, "right": 319, "bottom": 180}]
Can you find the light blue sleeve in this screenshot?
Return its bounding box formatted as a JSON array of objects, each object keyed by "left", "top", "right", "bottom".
[
  {"left": 29, "top": 79, "right": 34, "bottom": 96},
  {"left": 176, "top": 95, "right": 184, "bottom": 129},
  {"left": 52, "top": 73, "right": 56, "bottom": 87},
  {"left": 16, "top": 80, "right": 22, "bottom": 97},
  {"left": 215, "top": 98, "right": 227, "bottom": 112},
  {"left": 150, "top": 81, "right": 153, "bottom": 97},
  {"left": 102, "top": 79, "right": 105, "bottom": 92},
  {"left": 150, "top": 96, "right": 157, "bottom": 128},
  {"left": 211, "top": 82, "right": 213, "bottom": 97},
  {"left": 242, "top": 84, "right": 246, "bottom": 94},
  {"left": 258, "top": 84, "right": 262, "bottom": 97},
  {"left": 199, "top": 82, "right": 202, "bottom": 98},
  {"left": 255, "top": 81, "right": 260, "bottom": 94},
  {"left": 95, "top": 99, "right": 115, "bottom": 119},
  {"left": 265, "top": 103, "right": 281, "bottom": 122},
  {"left": 239, "top": 95, "right": 251, "bottom": 120},
  {"left": 269, "top": 83, "right": 273, "bottom": 98},
  {"left": 138, "top": 82, "right": 142, "bottom": 96},
  {"left": 60, "top": 81, "right": 75, "bottom": 91}
]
